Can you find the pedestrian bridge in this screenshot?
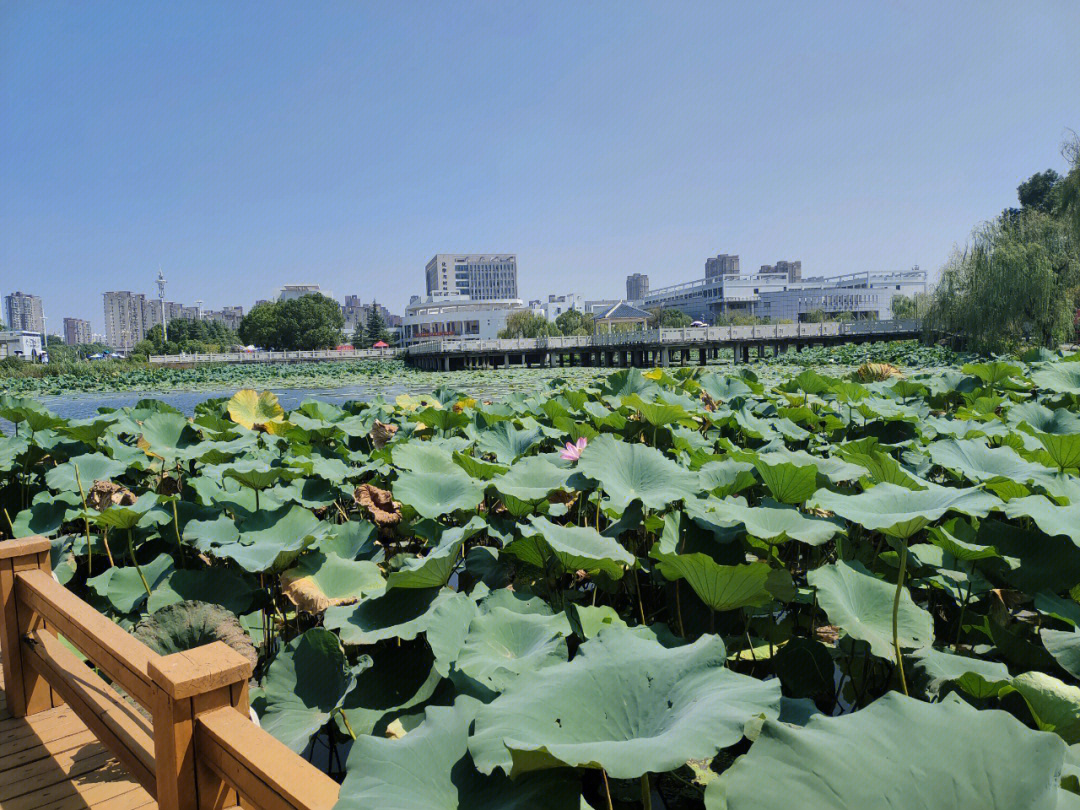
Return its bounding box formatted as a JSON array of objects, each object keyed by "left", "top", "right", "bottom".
[{"left": 405, "top": 318, "right": 922, "bottom": 371}]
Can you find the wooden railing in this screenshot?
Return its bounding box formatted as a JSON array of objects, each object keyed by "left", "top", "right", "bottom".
[{"left": 0, "top": 537, "right": 340, "bottom": 810}]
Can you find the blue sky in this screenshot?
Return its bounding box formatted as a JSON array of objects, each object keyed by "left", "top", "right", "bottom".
[{"left": 2, "top": 1, "right": 1078, "bottom": 331}]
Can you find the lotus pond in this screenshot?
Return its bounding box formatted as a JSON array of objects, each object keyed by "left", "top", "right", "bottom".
[{"left": 3, "top": 351, "right": 1080, "bottom": 808}]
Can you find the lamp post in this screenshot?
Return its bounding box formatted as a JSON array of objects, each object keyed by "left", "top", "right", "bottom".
[{"left": 157, "top": 268, "right": 168, "bottom": 342}]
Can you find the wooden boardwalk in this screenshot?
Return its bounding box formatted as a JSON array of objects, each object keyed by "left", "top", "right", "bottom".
[{"left": 0, "top": 646, "right": 156, "bottom": 810}]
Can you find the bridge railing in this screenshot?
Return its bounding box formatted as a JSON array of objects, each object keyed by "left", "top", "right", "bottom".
[
  {"left": 149, "top": 348, "right": 400, "bottom": 365},
  {"left": 404, "top": 319, "right": 921, "bottom": 356},
  {"left": 0, "top": 537, "right": 338, "bottom": 810}
]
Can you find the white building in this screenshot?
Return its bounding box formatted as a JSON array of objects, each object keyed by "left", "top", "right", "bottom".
[
  {"left": 425, "top": 255, "right": 518, "bottom": 300},
  {"left": 639, "top": 268, "right": 927, "bottom": 323},
  {"left": 0, "top": 331, "right": 44, "bottom": 360},
  {"left": 530, "top": 294, "right": 584, "bottom": 322},
  {"left": 402, "top": 293, "right": 524, "bottom": 346}
]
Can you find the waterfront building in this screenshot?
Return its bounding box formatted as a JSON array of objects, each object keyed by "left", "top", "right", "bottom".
[
  {"left": 103, "top": 291, "right": 147, "bottom": 351},
  {"left": 640, "top": 267, "right": 927, "bottom": 323},
  {"left": 402, "top": 293, "right": 524, "bottom": 346},
  {"left": 626, "top": 273, "right": 650, "bottom": 301},
  {"left": 425, "top": 255, "right": 518, "bottom": 300},
  {"left": 63, "top": 317, "right": 93, "bottom": 345},
  {"left": 0, "top": 331, "right": 45, "bottom": 360},
  {"left": 4, "top": 291, "right": 45, "bottom": 334}
]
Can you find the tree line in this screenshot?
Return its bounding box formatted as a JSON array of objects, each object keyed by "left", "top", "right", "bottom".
[{"left": 924, "top": 134, "right": 1080, "bottom": 353}]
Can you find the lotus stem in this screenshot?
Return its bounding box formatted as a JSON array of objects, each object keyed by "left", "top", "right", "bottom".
[
  {"left": 102, "top": 526, "right": 116, "bottom": 568},
  {"left": 675, "top": 580, "right": 685, "bottom": 637},
  {"left": 127, "top": 527, "right": 152, "bottom": 599},
  {"left": 3, "top": 507, "right": 13, "bottom": 539},
  {"left": 954, "top": 561, "right": 975, "bottom": 653},
  {"left": 641, "top": 773, "right": 652, "bottom": 810},
  {"left": 601, "top": 769, "right": 614, "bottom": 810},
  {"left": 74, "top": 463, "right": 93, "bottom": 575},
  {"left": 892, "top": 537, "right": 909, "bottom": 696},
  {"left": 335, "top": 707, "right": 357, "bottom": 740},
  {"left": 171, "top": 498, "right": 186, "bottom": 565}
]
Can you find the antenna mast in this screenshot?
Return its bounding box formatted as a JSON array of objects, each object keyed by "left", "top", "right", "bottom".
[{"left": 156, "top": 268, "right": 168, "bottom": 342}]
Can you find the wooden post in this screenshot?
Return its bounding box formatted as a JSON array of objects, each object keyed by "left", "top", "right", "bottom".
[
  {"left": 0, "top": 536, "right": 60, "bottom": 717},
  {"left": 149, "top": 641, "right": 253, "bottom": 810}
]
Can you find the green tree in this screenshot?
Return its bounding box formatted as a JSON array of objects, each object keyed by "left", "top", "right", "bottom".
[
  {"left": 44, "top": 334, "right": 76, "bottom": 364},
  {"left": 554, "top": 309, "right": 594, "bottom": 336},
  {"left": 498, "top": 311, "right": 558, "bottom": 338},
  {"left": 648, "top": 308, "right": 692, "bottom": 328},
  {"left": 238, "top": 294, "right": 344, "bottom": 350},
  {"left": 365, "top": 303, "right": 388, "bottom": 347},
  {"left": 1018, "top": 169, "right": 1062, "bottom": 214},
  {"left": 803, "top": 309, "right": 827, "bottom": 323},
  {"left": 890, "top": 292, "right": 931, "bottom": 320}
]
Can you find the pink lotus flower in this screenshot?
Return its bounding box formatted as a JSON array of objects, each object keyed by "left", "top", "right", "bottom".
[{"left": 560, "top": 436, "right": 587, "bottom": 461}]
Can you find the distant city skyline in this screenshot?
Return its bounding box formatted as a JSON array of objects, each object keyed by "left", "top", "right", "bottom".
[{"left": 3, "top": 2, "right": 1079, "bottom": 330}]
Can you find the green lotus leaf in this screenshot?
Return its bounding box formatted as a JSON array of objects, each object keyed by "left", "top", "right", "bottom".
[
  {"left": 691, "top": 497, "right": 844, "bottom": 546},
  {"left": 45, "top": 452, "right": 127, "bottom": 494},
  {"left": 136, "top": 412, "right": 203, "bottom": 463},
  {"left": 753, "top": 448, "right": 865, "bottom": 484},
  {"left": 394, "top": 468, "right": 485, "bottom": 519},
  {"left": 713, "top": 692, "right": 1068, "bottom": 810},
  {"left": 338, "top": 698, "right": 581, "bottom": 810},
  {"left": 808, "top": 482, "right": 999, "bottom": 539},
  {"left": 469, "top": 630, "right": 781, "bottom": 779},
  {"left": 11, "top": 494, "right": 81, "bottom": 538},
  {"left": 325, "top": 587, "right": 451, "bottom": 645},
  {"left": 1008, "top": 401, "right": 1080, "bottom": 435},
  {"left": 472, "top": 421, "right": 543, "bottom": 464},
  {"left": 453, "top": 607, "right": 571, "bottom": 693},
  {"left": 907, "top": 647, "right": 1011, "bottom": 699},
  {"left": 387, "top": 516, "right": 485, "bottom": 590},
  {"left": 696, "top": 459, "right": 757, "bottom": 498},
  {"left": 315, "top": 519, "right": 380, "bottom": 560},
  {"left": 201, "top": 505, "right": 328, "bottom": 573},
  {"left": 651, "top": 541, "right": 773, "bottom": 611},
  {"left": 837, "top": 448, "right": 928, "bottom": 490},
  {"left": 258, "top": 628, "right": 359, "bottom": 753},
  {"left": 392, "top": 440, "right": 459, "bottom": 473},
  {"left": 1003, "top": 496, "right": 1080, "bottom": 547},
  {"left": 754, "top": 460, "right": 818, "bottom": 504},
  {"left": 91, "top": 491, "right": 159, "bottom": 530},
  {"left": 281, "top": 551, "right": 385, "bottom": 613},
  {"left": 86, "top": 552, "right": 174, "bottom": 614},
  {"left": 507, "top": 516, "right": 634, "bottom": 579},
  {"left": 577, "top": 434, "right": 699, "bottom": 511},
  {"left": 452, "top": 451, "right": 509, "bottom": 481},
  {"left": 925, "top": 520, "right": 1001, "bottom": 561},
  {"left": 807, "top": 560, "right": 933, "bottom": 660},
  {"left": 1042, "top": 629, "right": 1080, "bottom": 680},
  {"left": 621, "top": 393, "right": 693, "bottom": 428},
  {"left": 926, "top": 438, "right": 1050, "bottom": 484},
  {"left": 489, "top": 457, "right": 573, "bottom": 501},
  {"left": 147, "top": 567, "right": 259, "bottom": 615},
  {"left": 1009, "top": 671, "right": 1080, "bottom": 743},
  {"left": 1036, "top": 433, "right": 1080, "bottom": 472},
  {"left": 1032, "top": 362, "right": 1080, "bottom": 395},
  {"left": 216, "top": 459, "right": 294, "bottom": 491}
]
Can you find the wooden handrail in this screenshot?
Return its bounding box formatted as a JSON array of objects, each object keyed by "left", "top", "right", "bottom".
[
  {"left": 0, "top": 537, "right": 333, "bottom": 810},
  {"left": 196, "top": 706, "right": 340, "bottom": 810},
  {"left": 22, "top": 627, "right": 157, "bottom": 791},
  {"left": 15, "top": 567, "right": 161, "bottom": 711}
]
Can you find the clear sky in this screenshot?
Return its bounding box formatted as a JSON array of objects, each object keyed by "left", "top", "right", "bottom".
[{"left": 2, "top": 1, "right": 1078, "bottom": 331}]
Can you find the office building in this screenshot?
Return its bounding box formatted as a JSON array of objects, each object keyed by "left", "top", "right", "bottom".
[
  {"left": 626, "top": 273, "right": 650, "bottom": 301},
  {"left": 530, "top": 294, "right": 584, "bottom": 322},
  {"left": 425, "top": 255, "right": 518, "bottom": 300},
  {"left": 704, "top": 254, "right": 740, "bottom": 279},
  {"left": 103, "top": 291, "right": 147, "bottom": 351},
  {"left": 63, "top": 318, "right": 93, "bottom": 346},
  {"left": 402, "top": 293, "right": 524, "bottom": 346},
  {"left": 4, "top": 291, "right": 45, "bottom": 335}
]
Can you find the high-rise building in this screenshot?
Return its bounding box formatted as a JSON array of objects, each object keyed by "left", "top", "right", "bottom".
[
  {"left": 63, "top": 317, "right": 93, "bottom": 345},
  {"left": 760, "top": 260, "right": 802, "bottom": 281},
  {"left": 103, "top": 291, "right": 147, "bottom": 351},
  {"left": 705, "top": 254, "right": 740, "bottom": 279},
  {"left": 4, "top": 291, "right": 45, "bottom": 334},
  {"left": 425, "top": 255, "right": 518, "bottom": 300},
  {"left": 626, "top": 273, "right": 650, "bottom": 301},
  {"left": 204, "top": 306, "right": 244, "bottom": 331},
  {"left": 342, "top": 297, "right": 400, "bottom": 333}
]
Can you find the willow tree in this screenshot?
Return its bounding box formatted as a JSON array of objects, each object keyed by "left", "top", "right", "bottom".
[{"left": 926, "top": 214, "right": 1079, "bottom": 352}]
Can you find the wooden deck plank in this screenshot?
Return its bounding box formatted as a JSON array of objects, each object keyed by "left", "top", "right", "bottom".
[{"left": 0, "top": 727, "right": 98, "bottom": 773}]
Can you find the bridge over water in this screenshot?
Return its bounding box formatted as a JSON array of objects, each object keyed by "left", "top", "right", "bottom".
[{"left": 406, "top": 319, "right": 922, "bottom": 371}]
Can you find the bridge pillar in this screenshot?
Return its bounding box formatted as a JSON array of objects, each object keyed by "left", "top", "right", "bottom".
[
  {"left": 503, "top": 353, "right": 510, "bottom": 368},
  {"left": 659, "top": 348, "right": 669, "bottom": 367},
  {"left": 442, "top": 356, "right": 450, "bottom": 372},
  {"left": 699, "top": 348, "right": 707, "bottom": 365}
]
